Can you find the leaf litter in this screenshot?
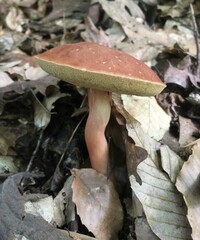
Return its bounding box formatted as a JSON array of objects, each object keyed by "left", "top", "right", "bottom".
[{"left": 0, "top": 0, "right": 200, "bottom": 239}]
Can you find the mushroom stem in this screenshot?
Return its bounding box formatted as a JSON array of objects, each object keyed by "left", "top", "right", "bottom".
[{"left": 85, "top": 89, "right": 111, "bottom": 175}]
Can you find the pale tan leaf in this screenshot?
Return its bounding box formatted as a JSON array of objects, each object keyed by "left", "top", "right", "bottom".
[
  {"left": 135, "top": 217, "right": 160, "bottom": 240},
  {"left": 123, "top": 109, "right": 191, "bottom": 239},
  {"left": 0, "top": 156, "right": 18, "bottom": 173},
  {"left": 5, "top": 6, "right": 27, "bottom": 32},
  {"left": 53, "top": 176, "right": 76, "bottom": 227},
  {"left": 71, "top": 168, "right": 123, "bottom": 240},
  {"left": 24, "top": 196, "right": 54, "bottom": 224},
  {"left": 122, "top": 95, "right": 170, "bottom": 141},
  {"left": 98, "top": 0, "right": 195, "bottom": 55},
  {"left": 160, "top": 145, "right": 184, "bottom": 183},
  {"left": 127, "top": 117, "right": 161, "bottom": 167},
  {"left": 176, "top": 141, "right": 200, "bottom": 240},
  {"left": 130, "top": 157, "right": 192, "bottom": 240},
  {"left": 0, "top": 71, "right": 13, "bottom": 87},
  {"left": 179, "top": 116, "right": 198, "bottom": 146}
]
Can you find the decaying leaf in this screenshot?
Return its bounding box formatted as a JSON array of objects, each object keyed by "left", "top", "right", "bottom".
[
  {"left": 0, "top": 172, "right": 71, "bottom": 240},
  {"left": 122, "top": 95, "right": 170, "bottom": 141},
  {"left": 0, "top": 75, "right": 59, "bottom": 114},
  {"left": 176, "top": 141, "right": 200, "bottom": 240},
  {"left": 71, "top": 168, "right": 123, "bottom": 240},
  {"left": 0, "top": 125, "right": 27, "bottom": 155}
]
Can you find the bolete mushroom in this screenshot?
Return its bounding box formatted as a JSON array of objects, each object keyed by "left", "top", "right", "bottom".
[{"left": 35, "top": 42, "right": 165, "bottom": 175}]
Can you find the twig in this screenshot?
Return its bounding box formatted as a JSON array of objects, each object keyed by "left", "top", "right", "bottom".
[
  {"left": 0, "top": 172, "right": 14, "bottom": 179},
  {"left": 26, "top": 129, "right": 44, "bottom": 172},
  {"left": 59, "top": 113, "right": 87, "bottom": 163}
]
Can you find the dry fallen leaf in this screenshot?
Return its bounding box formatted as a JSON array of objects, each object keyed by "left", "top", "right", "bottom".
[
  {"left": 130, "top": 156, "right": 192, "bottom": 240},
  {"left": 24, "top": 196, "right": 54, "bottom": 224},
  {"left": 160, "top": 145, "right": 184, "bottom": 184},
  {"left": 5, "top": 6, "right": 27, "bottom": 32},
  {"left": 81, "top": 16, "right": 111, "bottom": 47},
  {"left": 98, "top": 0, "right": 195, "bottom": 55},
  {"left": 0, "top": 156, "right": 18, "bottom": 173},
  {"left": 31, "top": 88, "right": 68, "bottom": 129},
  {"left": 135, "top": 217, "right": 160, "bottom": 240},
  {"left": 0, "top": 172, "right": 70, "bottom": 240},
  {"left": 71, "top": 168, "right": 123, "bottom": 240},
  {"left": 114, "top": 95, "right": 192, "bottom": 239},
  {"left": 164, "top": 63, "right": 192, "bottom": 89},
  {"left": 53, "top": 176, "right": 76, "bottom": 228},
  {"left": 179, "top": 116, "right": 199, "bottom": 146},
  {"left": 176, "top": 141, "right": 200, "bottom": 240},
  {"left": 122, "top": 95, "right": 170, "bottom": 141},
  {"left": 0, "top": 71, "right": 13, "bottom": 87}
]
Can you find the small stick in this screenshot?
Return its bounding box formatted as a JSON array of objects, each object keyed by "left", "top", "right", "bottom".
[
  {"left": 26, "top": 129, "right": 44, "bottom": 172},
  {"left": 59, "top": 113, "right": 87, "bottom": 163}
]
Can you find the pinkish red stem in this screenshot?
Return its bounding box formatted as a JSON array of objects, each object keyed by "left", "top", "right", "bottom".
[{"left": 85, "top": 89, "right": 111, "bottom": 175}]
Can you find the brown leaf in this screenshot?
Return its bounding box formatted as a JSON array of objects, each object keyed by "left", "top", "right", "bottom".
[{"left": 71, "top": 168, "right": 123, "bottom": 240}]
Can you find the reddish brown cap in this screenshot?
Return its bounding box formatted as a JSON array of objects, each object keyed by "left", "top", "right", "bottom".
[{"left": 35, "top": 42, "right": 165, "bottom": 96}]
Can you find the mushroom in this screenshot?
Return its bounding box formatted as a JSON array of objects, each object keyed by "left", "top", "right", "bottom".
[{"left": 35, "top": 42, "right": 165, "bottom": 175}]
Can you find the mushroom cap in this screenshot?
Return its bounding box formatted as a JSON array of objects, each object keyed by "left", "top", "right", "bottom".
[{"left": 35, "top": 42, "right": 165, "bottom": 96}]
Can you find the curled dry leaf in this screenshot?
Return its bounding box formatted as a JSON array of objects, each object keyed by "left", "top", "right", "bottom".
[
  {"left": 160, "top": 145, "right": 184, "bottom": 184},
  {"left": 31, "top": 89, "right": 68, "bottom": 129},
  {"left": 71, "top": 168, "right": 123, "bottom": 240},
  {"left": 5, "top": 6, "right": 27, "bottom": 32},
  {"left": 176, "top": 141, "right": 200, "bottom": 240}
]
